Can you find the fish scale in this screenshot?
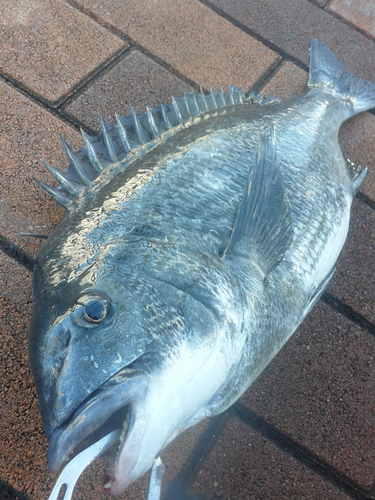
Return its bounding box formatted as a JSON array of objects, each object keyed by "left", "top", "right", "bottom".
[{"left": 29, "top": 39, "right": 374, "bottom": 498}]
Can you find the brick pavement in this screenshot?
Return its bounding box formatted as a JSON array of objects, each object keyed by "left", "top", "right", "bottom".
[{"left": 0, "top": 1, "right": 374, "bottom": 499}]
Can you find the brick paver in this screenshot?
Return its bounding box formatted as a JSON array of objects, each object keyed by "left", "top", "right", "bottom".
[
  {"left": 329, "top": 0, "right": 375, "bottom": 39},
  {"left": 63, "top": 49, "right": 193, "bottom": 133},
  {"left": 0, "top": 80, "right": 81, "bottom": 257},
  {"left": 210, "top": 0, "right": 375, "bottom": 80},
  {"left": 260, "top": 61, "right": 308, "bottom": 99},
  {"left": 241, "top": 301, "right": 375, "bottom": 490},
  {"left": 328, "top": 200, "right": 375, "bottom": 324},
  {"left": 73, "top": 0, "right": 280, "bottom": 92},
  {"left": 0, "top": 0, "right": 125, "bottom": 105},
  {"left": 0, "top": 254, "right": 51, "bottom": 499},
  {"left": 1, "top": 1, "right": 375, "bottom": 500},
  {"left": 339, "top": 112, "right": 375, "bottom": 202},
  {"left": 191, "top": 416, "right": 352, "bottom": 500}
]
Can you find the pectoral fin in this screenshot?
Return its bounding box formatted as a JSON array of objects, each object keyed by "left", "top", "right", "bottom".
[{"left": 222, "top": 126, "right": 293, "bottom": 277}]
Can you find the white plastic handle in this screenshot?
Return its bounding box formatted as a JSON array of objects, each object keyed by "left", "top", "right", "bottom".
[
  {"left": 146, "top": 457, "right": 166, "bottom": 500},
  {"left": 47, "top": 431, "right": 164, "bottom": 500},
  {"left": 47, "top": 430, "right": 120, "bottom": 500}
]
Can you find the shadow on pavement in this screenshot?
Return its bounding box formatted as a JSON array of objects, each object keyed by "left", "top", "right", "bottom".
[{"left": 0, "top": 480, "right": 31, "bottom": 500}]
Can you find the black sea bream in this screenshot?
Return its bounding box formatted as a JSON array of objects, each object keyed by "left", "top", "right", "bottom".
[{"left": 29, "top": 40, "right": 374, "bottom": 496}]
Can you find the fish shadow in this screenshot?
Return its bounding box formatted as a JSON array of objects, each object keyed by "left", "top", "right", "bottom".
[
  {"left": 163, "top": 480, "right": 206, "bottom": 500},
  {"left": 0, "top": 480, "right": 31, "bottom": 500}
]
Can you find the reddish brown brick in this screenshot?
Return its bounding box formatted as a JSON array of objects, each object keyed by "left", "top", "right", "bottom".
[
  {"left": 241, "top": 302, "right": 375, "bottom": 489},
  {"left": 0, "top": 80, "right": 82, "bottom": 257},
  {"left": 73, "top": 0, "right": 280, "bottom": 92},
  {"left": 329, "top": 0, "right": 375, "bottom": 39},
  {"left": 63, "top": 50, "right": 193, "bottom": 133},
  {"left": 328, "top": 199, "right": 375, "bottom": 324},
  {"left": 261, "top": 61, "right": 308, "bottom": 100},
  {"left": 0, "top": 253, "right": 53, "bottom": 500},
  {"left": 0, "top": 0, "right": 125, "bottom": 105},
  {"left": 339, "top": 111, "right": 375, "bottom": 202},
  {"left": 160, "top": 419, "right": 210, "bottom": 492},
  {"left": 191, "top": 416, "right": 351, "bottom": 499},
  {"left": 210, "top": 0, "right": 375, "bottom": 82}
]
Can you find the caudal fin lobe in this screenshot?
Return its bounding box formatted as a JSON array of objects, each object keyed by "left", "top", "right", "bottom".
[{"left": 308, "top": 39, "right": 375, "bottom": 116}]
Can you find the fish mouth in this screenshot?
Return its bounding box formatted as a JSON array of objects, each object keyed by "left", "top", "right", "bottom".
[{"left": 47, "top": 367, "right": 148, "bottom": 494}]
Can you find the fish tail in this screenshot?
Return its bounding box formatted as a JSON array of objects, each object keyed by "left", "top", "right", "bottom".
[{"left": 308, "top": 39, "right": 375, "bottom": 116}]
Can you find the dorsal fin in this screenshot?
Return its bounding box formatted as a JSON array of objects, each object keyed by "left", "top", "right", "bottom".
[
  {"left": 36, "top": 87, "right": 279, "bottom": 209},
  {"left": 221, "top": 126, "right": 293, "bottom": 277}
]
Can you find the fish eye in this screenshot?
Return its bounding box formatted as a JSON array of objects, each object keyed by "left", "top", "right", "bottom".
[
  {"left": 84, "top": 299, "right": 107, "bottom": 323},
  {"left": 76, "top": 293, "right": 111, "bottom": 326}
]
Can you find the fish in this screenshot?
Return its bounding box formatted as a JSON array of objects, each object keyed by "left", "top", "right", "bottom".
[{"left": 29, "top": 39, "right": 374, "bottom": 496}]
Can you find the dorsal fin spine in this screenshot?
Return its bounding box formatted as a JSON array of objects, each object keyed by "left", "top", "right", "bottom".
[
  {"left": 172, "top": 97, "right": 184, "bottom": 125},
  {"left": 217, "top": 88, "right": 225, "bottom": 108},
  {"left": 184, "top": 92, "right": 199, "bottom": 118},
  {"left": 131, "top": 106, "right": 147, "bottom": 145},
  {"left": 250, "top": 91, "right": 263, "bottom": 104},
  {"left": 116, "top": 114, "right": 131, "bottom": 152},
  {"left": 161, "top": 104, "right": 172, "bottom": 130},
  {"left": 210, "top": 86, "right": 218, "bottom": 109},
  {"left": 230, "top": 86, "right": 244, "bottom": 105},
  {"left": 42, "top": 161, "right": 81, "bottom": 196},
  {"left": 199, "top": 87, "right": 209, "bottom": 113},
  {"left": 227, "top": 87, "right": 235, "bottom": 105},
  {"left": 81, "top": 129, "right": 104, "bottom": 173},
  {"left": 194, "top": 91, "right": 201, "bottom": 112},
  {"left": 184, "top": 93, "right": 193, "bottom": 117},
  {"left": 99, "top": 116, "right": 118, "bottom": 162},
  {"left": 33, "top": 178, "right": 72, "bottom": 208},
  {"left": 352, "top": 165, "right": 367, "bottom": 194},
  {"left": 182, "top": 94, "right": 194, "bottom": 121},
  {"left": 147, "top": 107, "right": 159, "bottom": 136},
  {"left": 59, "top": 134, "right": 91, "bottom": 186}
]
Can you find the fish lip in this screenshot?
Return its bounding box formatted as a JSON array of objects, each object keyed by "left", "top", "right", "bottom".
[
  {"left": 102, "top": 402, "right": 147, "bottom": 496},
  {"left": 47, "top": 367, "right": 148, "bottom": 473}
]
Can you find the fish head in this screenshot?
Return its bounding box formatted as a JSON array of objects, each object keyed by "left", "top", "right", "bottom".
[{"left": 29, "top": 232, "right": 225, "bottom": 495}]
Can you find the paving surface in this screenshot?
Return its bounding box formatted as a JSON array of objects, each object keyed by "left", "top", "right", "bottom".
[{"left": 0, "top": 1, "right": 374, "bottom": 499}]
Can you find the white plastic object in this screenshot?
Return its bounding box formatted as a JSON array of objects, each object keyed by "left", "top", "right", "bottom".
[{"left": 47, "top": 430, "right": 120, "bottom": 500}]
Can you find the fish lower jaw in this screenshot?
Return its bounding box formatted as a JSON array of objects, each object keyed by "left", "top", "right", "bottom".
[
  {"left": 101, "top": 412, "right": 132, "bottom": 495},
  {"left": 102, "top": 404, "right": 148, "bottom": 496},
  {"left": 101, "top": 449, "right": 143, "bottom": 497},
  {"left": 102, "top": 471, "right": 129, "bottom": 497}
]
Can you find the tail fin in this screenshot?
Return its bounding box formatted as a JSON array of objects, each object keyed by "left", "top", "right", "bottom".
[{"left": 308, "top": 39, "right": 375, "bottom": 115}]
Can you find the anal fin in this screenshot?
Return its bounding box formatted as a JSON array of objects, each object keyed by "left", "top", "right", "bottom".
[
  {"left": 352, "top": 166, "right": 367, "bottom": 194},
  {"left": 222, "top": 126, "right": 293, "bottom": 277},
  {"left": 303, "top": 267, "right": 335, "bottom": 318}
]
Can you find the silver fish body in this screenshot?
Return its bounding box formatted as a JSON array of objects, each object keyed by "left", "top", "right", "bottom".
[{"left": 29, "top": 40, "right": 373, "bottom": 495}]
